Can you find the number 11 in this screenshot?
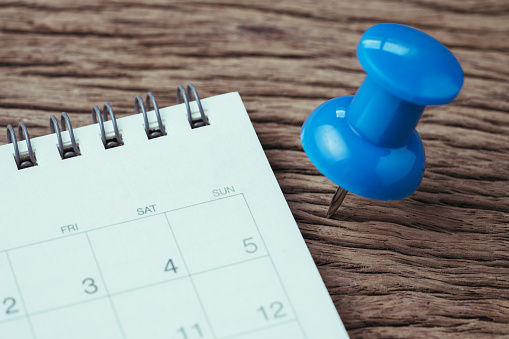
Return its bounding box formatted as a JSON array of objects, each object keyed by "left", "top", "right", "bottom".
[{"left": 177, "top": 323, "right": 203, "bottom": 338}]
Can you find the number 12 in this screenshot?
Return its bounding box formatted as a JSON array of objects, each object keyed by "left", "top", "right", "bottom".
[{"left": 258, "top": 301, "right": 286, "bottom": 321}]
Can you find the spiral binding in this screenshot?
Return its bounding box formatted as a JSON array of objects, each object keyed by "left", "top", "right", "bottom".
[
  {"left": 135, "top": 92, "right": 167, "bottom": 139},
  {"left": 6, "top": 123, "right": 37, "bottom": 169},
  {"left": 5, "top": 83, "right": 208, "bottom": 170},
  {"left": 50, "top": 113, "right": 82, "bottom": 159},
  {"left": 177, "top": 83, "right": 210, "bottom": 128},
  {"left": 92, "top": 103, "right": 123, "bottom": 149}
]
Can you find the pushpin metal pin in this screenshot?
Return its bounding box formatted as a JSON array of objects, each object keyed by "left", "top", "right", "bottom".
[
  {"left": 301, "top": 23, "right": 464, "bottom": 218},
  {"left": 326, "top": 187, "right": 348, "bottom": 218}
]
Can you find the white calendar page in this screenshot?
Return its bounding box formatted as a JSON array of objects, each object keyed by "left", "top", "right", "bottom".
[{"left": 0, "top": 93, "right": 348, "bottom": 339}]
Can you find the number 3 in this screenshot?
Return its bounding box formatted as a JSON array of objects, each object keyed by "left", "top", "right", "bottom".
[{"left": 82, "top": 278, "right": 98, "bottom": 294}]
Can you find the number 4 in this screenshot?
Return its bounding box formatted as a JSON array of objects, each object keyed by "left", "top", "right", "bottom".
[{"left": 165, "top": 259, "right": 178, "bottom": 273}]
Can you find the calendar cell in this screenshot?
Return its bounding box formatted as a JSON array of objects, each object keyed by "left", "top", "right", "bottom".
[
  {"left": 30, "top": 299, "right": 123, "bottom": 339},
  {"left": 192, "top": 257, "right": 293, "bottom": 338},
  {"left": 8, "top": 235, "right": 106, "bottom": 314},
  {"left": 112, "top": 277, "right": 212, "bottom": 339},
  {"left": 0, "top": 253, "right": 26, "bottom": 322},
  {"left": 0, "top": 318, "right": 33, "bottom": 339},
  {"left": 166, "top": 195, "right": 267, "bottom": 274},
  {"left": 87, "top": 215, "right": 187, "bottom": 294}
]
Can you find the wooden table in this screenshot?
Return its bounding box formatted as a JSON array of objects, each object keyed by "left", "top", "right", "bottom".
[{"left": 1, "top": 0, "right": 508, "bottom": 337}]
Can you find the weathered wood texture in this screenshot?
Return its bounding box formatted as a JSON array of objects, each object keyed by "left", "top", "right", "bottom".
[{"left": 0, "top": 0, "right": 508, "bottom": 337}]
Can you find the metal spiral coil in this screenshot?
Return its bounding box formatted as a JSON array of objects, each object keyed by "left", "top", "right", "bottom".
[
  {"left": 61, "top": 112, "right": 81, "bottom": 158},
  {"left": 177, "top": 83, "right": 210, "bottom": 129},
  {"left": 6, "top": 125, "right": 20, "bottom": 168},
  {"left": 49, "top": 115, "right": 65, "bottom": 159},
  {"left": 135, "top": 92, "right": 166, "bottom": 139},
  {"left": 5, "top": 84, "right": 209, "bottom": 169},
  {"left": 6, "top": 123, "right": 37, "bottom": 169},
  {"left": 49, "top": 112, "right": 81, "bottom": 159},
  {"left": 92, "top": 103, "right": 123, "bottom": 149}
]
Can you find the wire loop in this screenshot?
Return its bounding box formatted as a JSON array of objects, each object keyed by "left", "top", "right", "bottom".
[
  {"left": 135, "top": 93, "right": 166, "bottom": 139},
  {"left": 145, "top": 92, "right": 166, "bottom": 136},
  {"left": 17, "top": 123, "right": 37, "bottom": 168},
  {"left": 176, "top": 85, "right": 191, "bottom": 124},
  {"left": 92, "top": 105, "right": 107, "bottom": 147},
  {"left": 50, "top": 115, "right": 64, "bottom": 159},
  {"left": 177, "top": 83, "right": 209, "bottom": 128},
  {"left": 6, "top": 125, "right": 21, "bottom": 168},
  {"left": 60, "top": 112, "right": 81, "bottom": 158},
  {"left": 102, "top": 103, "right": 123, "bottom": 148},
  {"left": 135, "top": 94, "right": 151, "bottom": 137}
]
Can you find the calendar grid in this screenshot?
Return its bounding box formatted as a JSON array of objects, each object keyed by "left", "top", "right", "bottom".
[
  {"left": 1, "top": 194, "right": 307, "bottom": 339},
  {"left": 0, "top": 255, "right": 278, "bottom": 324},
  {"left": 85, "top": 233, "right": 126, "bottom": 339},
  {"left": 5, "top": 251, "right": 37, "bottom": 339},
  {"left": 241, "top": 194, "right": 308, "bottom": 339},
  {"left": 163, "top": 213, "right": 217, "bottom": 339}
]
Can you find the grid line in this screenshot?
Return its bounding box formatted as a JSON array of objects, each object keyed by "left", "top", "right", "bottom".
[
  {"left": 241, "top": 194, "right": 308, "bottom": 339},
  {"left": 164, "top": 213, "right": 217, "bottom": 339},
  {"left": 85, "top": 233, "right": 126, "bottom": 339},
  {"left": 5, "top": 251, "right": 37, "bottom": 339}
]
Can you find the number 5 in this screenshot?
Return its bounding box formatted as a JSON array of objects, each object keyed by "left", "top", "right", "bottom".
[{"left": 243, "top": 237, "right": 258, "bottom": 253}]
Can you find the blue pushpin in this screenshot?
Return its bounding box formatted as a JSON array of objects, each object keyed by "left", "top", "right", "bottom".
[{"left": 301, "top": 23, "right": 464, "bottom": 218}]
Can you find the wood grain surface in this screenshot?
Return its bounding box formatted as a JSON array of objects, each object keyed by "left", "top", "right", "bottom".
[{"left": 1, "top": 0, "right": 508, "bottom": 337}]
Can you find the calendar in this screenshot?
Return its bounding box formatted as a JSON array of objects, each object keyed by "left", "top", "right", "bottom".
[{"left": 0, "top": 90, "right": 348, "bottom": 339}]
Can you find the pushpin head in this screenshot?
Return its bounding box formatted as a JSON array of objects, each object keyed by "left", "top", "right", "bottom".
[
  {"left": 358, "top": 23, "right": 464, "bottom": 106},
  {"left": 301, "top": 23, "right": 463, "bottom": 202}
]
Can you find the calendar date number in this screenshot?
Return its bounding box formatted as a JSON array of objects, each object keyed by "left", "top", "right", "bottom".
[
  {"left": 2, "top": 297, "right": 19, "bottom": 315},
  {"left": 165, "top": 258, "right": 179, "bottom": 273},
  {"left": 257, "top": 301, "right": 286, "bottom": 321},
  {"left": 82, "top": 277, "right": 99, "bottom": 294},
  {"left": 243, "top": 238, "right": 258, "bottom": 254},
  {"left": 177, "top": 323, "right": 203, "bottom": 338}
]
